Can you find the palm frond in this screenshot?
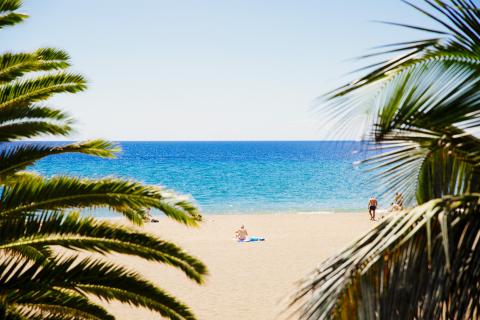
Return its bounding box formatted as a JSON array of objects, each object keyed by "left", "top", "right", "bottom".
[
  {"left": 0, "top": 120, "right": 72, "bottom": 141},
  {"left": 0, "top": 48, "right": 70, "bottom": 84},
  {"left": 0, "top": 140, "right": 118, "bottom": 180},
  {"left": 350, "top": 59, "right": 480, "bottom": 204},
  {"left": 0, "top": 175, "right": 202, "bottom": 225},
  {"left": 363, "top": 131, "right": 480, "bottom": 206},
  {"left": 321, "top": 18, "right": 480, "bottom": 204},
  {"left": 332, "top": 59, "right": 480, "bottom": 140},
  {"left": 0, "top": 0, "right": 22, "bottom": 12},
  {"left": 0, "top": 102, "right": 75, "bottom": 141},
  {"left": 406, "top": 0, "right": 480, "bottom": 47},
  {"left": 0, "top": 211, "right": 207, "bottom": 282},
  {"left": 0, "top": 254, "right": 198, "bottom": 320},
  {"left": 289, "top": 194, "right": 480, "bottom": 320},
  {"left": 14, "top": 293, "right": 114, "bottom": 320},
  {"left": 0, "top": 103, "right": 71, "bottom": 124},
  {"left": 0, "top": 2, "right": 206, "bottom": 318},
  {"left": 0, "top": 298, "right": 28, "bottom": 320},
  {"left": 0, "top": 0, "right": 27, "bottom": 29},
  {"left": 13, "top": 290, "right": 114, "bottom": 320},
  {"left": 329, "top": 0, "right": 480, "bottom": 98},
  {"left": 291, "top": 2, "right": 480, "bottom": 319},
  {"left": 0, "top": 72, "right": 87, "bottom": 110}
]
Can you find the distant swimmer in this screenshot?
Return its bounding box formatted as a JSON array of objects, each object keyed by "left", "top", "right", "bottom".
[
  {"left": 235, "top": 225, "right": 248, "bottom": 241},
  {"left": 368, "top": 196, "right": 378, "bottom": 221}
]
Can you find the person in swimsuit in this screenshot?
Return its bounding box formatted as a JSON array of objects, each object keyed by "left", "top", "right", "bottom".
[
  {"left": 235, "top": 225, "right": 248, "bottom": 241},
  {"left": 368, "top": 197, "right": 378, "bottom": 221},
  {"left": 143, "top": 208, "right": 159, "bottom": 223}
]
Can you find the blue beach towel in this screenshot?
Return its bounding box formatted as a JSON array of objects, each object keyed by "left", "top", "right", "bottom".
[{"left": 238, "top": 236, "right": 265, "bottom": 242}]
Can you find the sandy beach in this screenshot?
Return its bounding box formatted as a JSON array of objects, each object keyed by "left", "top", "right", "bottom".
[{"left": 98, "top": 213, "right": 374, "bottom": 320}]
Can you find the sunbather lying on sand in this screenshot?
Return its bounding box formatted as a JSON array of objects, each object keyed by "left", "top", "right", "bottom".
[{"left": 390, "top": 203, "right": 402, "bottom": 212}]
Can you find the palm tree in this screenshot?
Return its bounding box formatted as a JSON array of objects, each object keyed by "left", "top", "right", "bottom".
[
  {"left": 289, "top": 1, "right": 480, "bottom": 319},
  {"left": 0, "top": 1, "right": 206, "bottom": 319}
]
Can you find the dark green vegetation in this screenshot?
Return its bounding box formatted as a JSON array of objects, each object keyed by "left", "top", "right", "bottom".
[
  {"left": 0, "top": 1, "right": 206, "bottom": 319},
  {"left": 290, "top": 1, "right": 480, "bottom": 319}
]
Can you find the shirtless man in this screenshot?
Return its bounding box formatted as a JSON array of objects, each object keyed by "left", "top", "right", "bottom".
[
  {"left": 235, "top": 225, "right": 248, "bottom": 240},
  {"left": 368, "top": 197, "right": 378, "bottom": 221}
]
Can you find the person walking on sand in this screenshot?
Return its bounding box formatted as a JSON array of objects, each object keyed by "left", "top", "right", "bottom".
[
  {"left": 235, "top": 225, "right": 248, "bottom": 241},
  {"left": 368, "top": 196, "right": 378, "bottom": 221}
]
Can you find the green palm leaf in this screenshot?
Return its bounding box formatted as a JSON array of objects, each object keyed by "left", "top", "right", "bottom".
[
  {"left": 0, "top": 48, "right": 71, "bottom": 84},
  {"left": 357, "top": 61, "right": 480, "bottom": 203},
  {"left": 289, "top": 194, "right": 480, "bottom": 320},
  {"left": 329, "top": 0, "right": 480, "bottom": 99},
  {"left": 0, "top": 212, "right": 207, "bottom": 282},
  {"left": 0, "top": 120, "right": 72, "bottom": 141},
  {"left": 0, "top": 104, "right": 71, "bottom": 124},
  {"left": 0, "top": 1, "right": 207, "bottom": 318},
  {"left": 291, "top": 1, "right": 480, "bottom": 319},
  {"left": 13, "top": 290, "right": 114, "bottom": 320},
  {"left": 0, "top": 175, "right": 202, "bottom": 225},
  {"left": 0, "top": 254, "right": 197, "bottom": 320},
  {"left": 0, "top": 140, "right": 118, "bottom": 180},
  {"left": 0, "top": 103, "right": 74, "bottom": 141},
  {"left": 0, "top": 0, "right": 27, "bottom": 29},
  {"left": 318, "top": 1, "right": 480, "bottom": 205},
  {"left": 0, "top": 73, "right": 87, "bottom": 110}
]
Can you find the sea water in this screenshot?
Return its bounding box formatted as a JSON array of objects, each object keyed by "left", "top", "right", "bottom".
[{"left": 32, "top": 141, "right": 380, "bottom": 216}]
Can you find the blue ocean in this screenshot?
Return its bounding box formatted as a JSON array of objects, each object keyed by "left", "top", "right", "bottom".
[{"left": 33, "top": 141, "right": 378, "bottom": 215}]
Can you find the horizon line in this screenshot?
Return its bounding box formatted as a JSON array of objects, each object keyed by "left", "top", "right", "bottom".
[{"left": 29, "top": 139, "right": 368, "bottom": 143}]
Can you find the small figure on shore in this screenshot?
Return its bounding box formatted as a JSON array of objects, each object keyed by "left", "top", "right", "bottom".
[
  {"left": 235, "top": 225, "right": 248, "bottom": 240},
  {"left": 144, "top": 208, "right": 159, "bottom": 223},
  {"left": 368, "top": 196, "right": 378, "bottom": 221},
  {"left": 389, "top": 202, "right": 402, "bottom": 212}
]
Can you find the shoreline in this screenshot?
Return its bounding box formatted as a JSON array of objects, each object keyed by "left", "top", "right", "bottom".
[
  {"left": 94, "top": 208, "right": 378, "bottom": 221},
  {"left": 99, "top": 212, "right": 375, "bottom": 319}
]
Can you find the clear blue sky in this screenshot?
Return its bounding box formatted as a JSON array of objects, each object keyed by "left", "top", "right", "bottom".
[{"left": 5, "top": 0, "right": 433, "bottom": 141}]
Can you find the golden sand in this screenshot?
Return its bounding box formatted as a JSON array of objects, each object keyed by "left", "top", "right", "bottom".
[{"left": 101, "top": 213, "right": 373, "bottom": 320}]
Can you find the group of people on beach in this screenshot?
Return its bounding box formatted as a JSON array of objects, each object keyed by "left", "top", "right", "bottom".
[
  {"left": 367, "top": 192, "right": 404, "bottom": 221},
  {"left": 235, "top": 191, "right": 405, "bottom": 239}
]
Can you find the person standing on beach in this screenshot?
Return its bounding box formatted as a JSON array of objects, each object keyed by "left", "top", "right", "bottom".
[{"left": 368, "top": 197, "right": 378, "bottom": 221}]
